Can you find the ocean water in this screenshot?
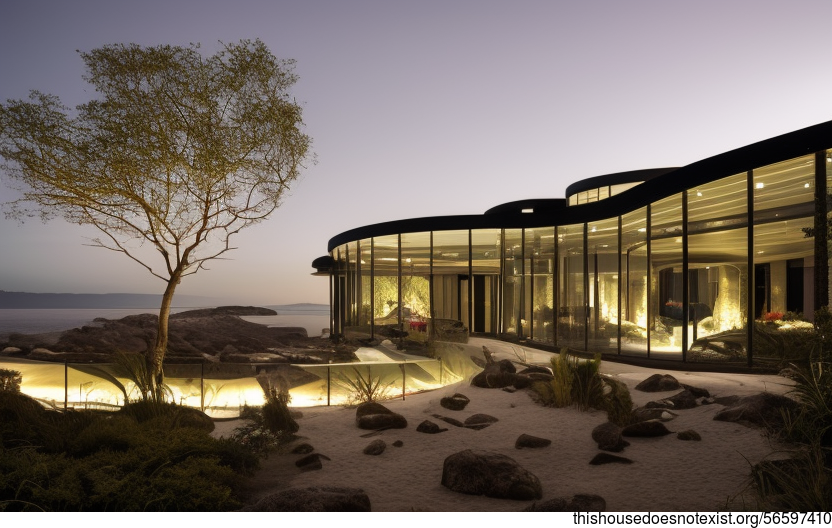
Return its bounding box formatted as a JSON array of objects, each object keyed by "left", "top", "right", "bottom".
[{"left": 0, "top": 306, "right": 331, "bottom": 338}]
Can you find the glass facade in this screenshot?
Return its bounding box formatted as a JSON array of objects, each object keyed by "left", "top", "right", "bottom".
[{"left": 322, "top": 124, "right": 832, "bottom": 367}]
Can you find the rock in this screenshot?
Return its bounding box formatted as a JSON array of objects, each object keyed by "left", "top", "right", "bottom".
[
  {"left": 295, "top": 453, "right": 330, "bottom": 471},
  {"left": 517, "top": 365, "right": 552, "bottom": 376},
  {"left": 635, "top": 374, "right": 681, "bottom": 392},
  {"left": 392, "top": 440, "right": 403, "bottom": 447},
  {"left": 247, "top": 486, "right": 371, "bottom": 512},
  {"left": 355, "top": 401, "right": 408, "bottom": 430},
  {"left": 471, "top": 358, "right": 525, "bottom": 389},
  {"left": 631, "top": 408, "right": 677, "bottom": 423},
  {"left": 677, "top": 429, "right": 702, "bottom": 441},
  {"left": 440, "top": 393, "right": 470, "bottom": 411},
  {"left": 416, "top": 420, "right": 448, "bottom": 434},
  {"left": 590, "top": 453, "right": 634, "bottom": 465},
  {"left": 363, "top": 439, "right": 387, "bottom": 455},
  {"left": 0, "top": 347, "right": 22, "bottom": 355},
  {"left": 713, "top": 393, "right": 799, "bottom": 429},
  {"left": 291, "top": 443, "right": 314, "bottom": 454},
  {"left": 524, "top": 494, "right": 606, "bottom": 512},
  {"left": 591, "top": 422, "right": 630, "bottom": 452},
  {"left": 464, "top": 413, "right": 499, "bottom": 430},
  {"left": 524, "top": 372, "right": 555, "bottom": 383},
  {"left": 622, "top": 420, "right": 672, "bottom": 437},
  {"left": 515, "top": 434, "right": 551, "bottom": 449},
  {"left": 681, "top": 384, "right": 710, "bottom": 398},
  {"left": 432, "top": 414, "right": 465, "bottom": 427},
  {"left": 645, "top": 389, "right": 698, "bottom": 410},
  {"left": 441, "top": 449, "right": 542, "bottom": 500}
]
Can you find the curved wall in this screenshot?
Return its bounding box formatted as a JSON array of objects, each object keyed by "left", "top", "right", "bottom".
[{"left": 319, "top": 121, "right": 832, "bottom": 367}]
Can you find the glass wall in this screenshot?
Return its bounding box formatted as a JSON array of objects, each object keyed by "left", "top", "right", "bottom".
[
  {"left": 401, "top": 232, "right": 431, "bottom": 338},
  {"left": 558, "top": 223, "right": 585, "bottom": 349},
  {"left": 359, "top": 239, "right": 373, "bottom": 327},
  {"left": 687, "top": 173, "right": 748, "bottom": 362},
  {"left": 471, "top": 229, "right": 501, "bottom": 334},
  {"left": 373, "top": 235, "right": 399, "bottom": 333},
  {"left": 620, "top": 208, "right": 648, "bottom": 356},
  {"left": 528, "top": 227, "right": 555, "bottom": 344},
  {"left": 588, "top": 218, "right": 619, "bottom": 351},
  {"left": 433, "top": 230, "right": 470, "bottom": 330},
  {"left": 650, "top": 193, "right": 684, "bottom": 359},
  {"left": 503, "top": 229, "right": 523, "bottom": 337}
]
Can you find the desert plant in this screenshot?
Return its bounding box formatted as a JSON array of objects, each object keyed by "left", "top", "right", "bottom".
[
  {"left": 547, "top": 351, "right": 574, "bottom": 408},
  {"left": 601, "top": 377, "right": 634, "bottom": 426},
  {"left": 0, "top": 369, "right": 21, "bottom": 393},
  {"left": 336, "top": 366, "right": 395, "bottom": 404}
]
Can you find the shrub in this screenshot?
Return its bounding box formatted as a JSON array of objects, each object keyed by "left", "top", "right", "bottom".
[
  {"left": 0, "top": 369, "right": 21, "bottom": 393},
  {"left": 336, "top": 366, "right": 395, "bottom": 404}
]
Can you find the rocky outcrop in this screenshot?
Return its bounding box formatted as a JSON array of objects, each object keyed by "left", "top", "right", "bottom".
[
  {"left": 441, "top": 449, "right": 542, "bottom": 500},
  {"left": 524, "top": 494, "right": 606, "bottom": 512},
  {"left": 515, "top": 434, "right": 552, "bottom": 449},
  {"left": 592, "top": 422, "right": 630, "bottom": 452},
  {"left": 355, "top": 402, "right": 408, "bottom": 430},
  {"left": 246, "top": 486, "right": 371, "bottom": 512},
  {"left": 471, "top": 358, "right": 532, "bottom": 389},
  {"left": 713, "top": 393, "right": 799, "bottom": 429},
  {"left": 440, "top": 393, "right": 470, "bottom": 411}
]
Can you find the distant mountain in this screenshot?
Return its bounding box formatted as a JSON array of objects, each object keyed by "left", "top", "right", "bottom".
[
  {"left": 0, "top": 291, "right": 220, "bottom": 309},
  {"left": 266, "top": 303, "right": 329, "bottom": 312}
]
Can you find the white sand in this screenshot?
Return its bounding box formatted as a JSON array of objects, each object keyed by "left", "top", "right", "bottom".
[{"left": 215, "top": 337, "right": 795, "bottom": 512}]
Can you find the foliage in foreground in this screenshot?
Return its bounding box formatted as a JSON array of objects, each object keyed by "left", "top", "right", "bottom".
[
  {"left": 231, "top": 381, "right": 299, "bottom": 457},
  {"left": 335, "top": 366, "right": 396, "bottom": 404},
  {"left": 0, "top": 393, "right": 258, "bottom": 511},
  {"left": 0, "top": 369, "right": 22, "bottom": 393},
  {"left": 751, "top": 359, "right": 832, "bottom": 511},
  {"left": 532, "top": 350, "right": 633, "bottom": 425}
]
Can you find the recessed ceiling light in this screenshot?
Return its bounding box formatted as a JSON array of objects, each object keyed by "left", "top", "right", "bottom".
[{"left": 756, "top": 182, "right": 765, "bottom": 189}]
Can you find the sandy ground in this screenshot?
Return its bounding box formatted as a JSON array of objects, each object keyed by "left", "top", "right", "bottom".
[{"left": 213, "top": 337, "right": 795, "bottom": 512}]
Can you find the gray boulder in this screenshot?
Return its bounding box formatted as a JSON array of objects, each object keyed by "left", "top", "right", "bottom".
[
  {"left": 622, "top": 420, "right": 672, "bottom": 437},
  {"left": 591, "top": 422, "right": 630, "bottom": 452},
  {"left": 515, "top": 434, "right": 552, "bottom": 449},
  {"left": 464, "top": 413, "right": 499, "bottom": 430},
  {"left": 524, "top": 494, "right": 606, "bottom": 512},
  {"left": 645, "top": 389, "right": 698, "bottom": 410},
  {"left": 247, "top": 486, "right": 371, "bottom": 512},
  {"left": 635, "top": 374, "right": 681, "bottom": 392},
  {"left": 440, "top": 393, "right": 470, "bottom": 411},
  {"left": 416, "top": 420, "right": 448, "bottom": 434},
  {"left": 713, "top": 392, "right": 799, "bottom": 429},
  {"left": 295, "top": 453, "right": 330, "bottom": 471},
  {"left": 441, "top": 449, "right": 542, "bottom": 500},
  {"left": 363, "top": 439, "right": 386, "bottom": 455},
  {"left": 355, "top": 401, "right": 407, "bottom": 430},
  {"left": 590, "top": 453, "right": 634, "bottom": 465},
  {"left": 677, "top": 429, "right": 702, "bottom": 441}
]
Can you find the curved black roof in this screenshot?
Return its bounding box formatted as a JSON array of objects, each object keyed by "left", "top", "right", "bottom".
[
  {"left": 564, "top": 167, "right": 678, "bottom": 197},
  {"left": 326, "top": 119, "right": 832, "bottom": 252}
]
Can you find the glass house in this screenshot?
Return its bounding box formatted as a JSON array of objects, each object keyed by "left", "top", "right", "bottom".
[{"left": 313, "top": 121, "right": 832, "bottom": 367}]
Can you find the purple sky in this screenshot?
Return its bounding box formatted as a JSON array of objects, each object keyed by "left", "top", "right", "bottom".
[{"left": 1, "top": 0, "right": 831, "bottom": 306}]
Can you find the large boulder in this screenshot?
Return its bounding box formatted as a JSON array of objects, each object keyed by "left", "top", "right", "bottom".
[
  {"left": 416, "top": 420, "right": 448, "bottom": 434},
  {"left": 635, "top": 374, "right": 681, "bottom": 392},
  {"left": 246, "top": 486, "right": 371, "bottom": 512},
  {"left": 713, "top": 392, "right": 799, "bottom": 429},
  {"left": 524, "top": 494, "right": 606, "bottom": 512},
  {"left": 441, "top": 449, "right": 542, "bottom": 500},
  {"left": 355, "top": 401, "right": 408, "bottom": 430},
  {"left": 591, "top": 422, "right": 630, "bottom": 452},
  {"left": 471, "top": 359, "right": 531, "bottom": 389},
  {"left": 440, "top": 393, "right": 470, "bottom": 411}
]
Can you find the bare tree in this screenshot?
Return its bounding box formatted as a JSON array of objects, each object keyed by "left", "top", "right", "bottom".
[{"left": 0, "top": 40, "right": 312, "bottom": 385}]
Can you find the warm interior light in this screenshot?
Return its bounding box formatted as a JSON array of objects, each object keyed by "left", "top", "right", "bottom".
[
  {"left": 696, "top": 191, "right": 702, "bottom": 197},
  {"left": 804, "top": 183, "right": 810, "bottom": 188},
  {"left": 756, "top": 182, "right": 765, "bottom": 189},
  {"left": 521, "top": 208, "right": 534, "bottom": 213}
]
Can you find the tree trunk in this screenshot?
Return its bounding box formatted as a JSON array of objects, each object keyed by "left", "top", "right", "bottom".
[{"left": 149, "top": 276, "right": 180, "bottom": 384}]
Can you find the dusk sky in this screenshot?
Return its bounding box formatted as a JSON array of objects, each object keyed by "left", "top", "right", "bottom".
[{"left": 1, "top": 0, "right": 831, "bottom": 306}]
